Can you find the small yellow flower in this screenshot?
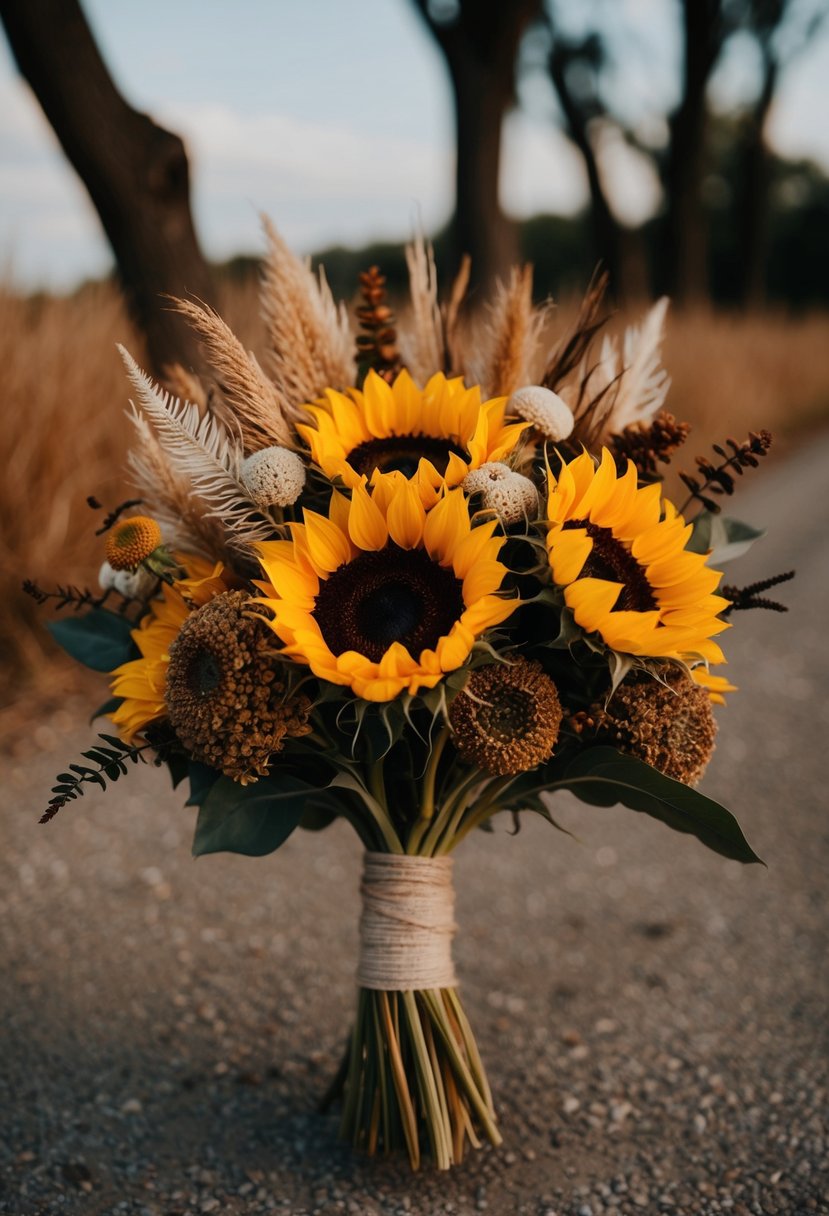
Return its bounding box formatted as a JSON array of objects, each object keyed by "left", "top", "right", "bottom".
[
  {"left": 690, "top": 668, "right": 737, "bottom": 705},
  {"left": 105, "top": 516, "right": 163, "bottom": 571},
  {"left": 109, "top": 558, "right": 229, "bottom": 739},
  {"left": 256, "top": 475, "right": 518, "bottom": 702}
]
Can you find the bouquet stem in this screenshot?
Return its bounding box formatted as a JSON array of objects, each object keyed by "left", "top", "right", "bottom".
[{"left": 339, "top": 985, "right": 500, "bottom": 1169}]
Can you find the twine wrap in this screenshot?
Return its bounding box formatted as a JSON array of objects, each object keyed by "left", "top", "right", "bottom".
[{"left": 357, "top": 852, "right": 458, "bottom": 991}]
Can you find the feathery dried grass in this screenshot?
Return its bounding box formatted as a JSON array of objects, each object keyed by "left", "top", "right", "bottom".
[
  {"left": 120, "top": 348, "right": 274, "bottom": 560},
  {"left": 470, "top": 266, "right": 549, "bottom": 397},
  {"left": 398, "top": 236, "right": 444, "bottom": 384},
  {"left": 260, "top": 217, "right": 354, "bottom": 411},
  {"left": 171, "top": 297, "right": 296, "bottom": 451}
]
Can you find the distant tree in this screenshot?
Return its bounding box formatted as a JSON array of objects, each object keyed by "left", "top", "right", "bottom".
[
  {"left": 413, "top": 0, "right": 542, "bottom": 293},
  {"left": 1, "top": 0, "right": 216, "bottom": 376},
  {"left": 733, "top": 0, "right": 826, "bottom": 305}
]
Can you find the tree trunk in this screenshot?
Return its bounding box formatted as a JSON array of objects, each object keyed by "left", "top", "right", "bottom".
[
  {"left": 414, "top": 0, "right": 540, "bottom": 294},
  {"left": 1, "top": 0, "right": 217, "bottom": 376},
  {"left": 548, "top": 45, "right": 625, "bottom": 297},
  {"left": 450, "top": 48, "right": 518, "bottom": 292},
  {"left": 661, "top": 0, "right": 722, "bottom": 305},
  {"left": 736, "top": 53, "right": 778, "bottom": 307}
]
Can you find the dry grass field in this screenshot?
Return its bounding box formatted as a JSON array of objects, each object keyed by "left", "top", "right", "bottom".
[{"left": 2, "top": 276, "right": 828, "bottom": 717}]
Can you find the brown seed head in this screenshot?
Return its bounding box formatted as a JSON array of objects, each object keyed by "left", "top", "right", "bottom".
[
  {"left": 591, "top": 666, "right": 716, "bottom": 785},
  {"left": 165, "top": 591, "right": 311, "bottom": 784},
  {"left": 450, "top": 660, "right": 562, "bottom": 776}
]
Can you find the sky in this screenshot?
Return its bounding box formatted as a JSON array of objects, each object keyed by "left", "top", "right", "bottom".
[{"left": 1, "top": 0, "right": 828, "bottom": 291}]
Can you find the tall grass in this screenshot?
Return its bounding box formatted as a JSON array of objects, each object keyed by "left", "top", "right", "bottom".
[{"left": 1, "top": 278, "right": 828, "bottom": 712}]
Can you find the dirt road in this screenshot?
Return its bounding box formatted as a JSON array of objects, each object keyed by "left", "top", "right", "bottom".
[{"left": 2, "top": 436, "right": 827, "bottom": 1216}]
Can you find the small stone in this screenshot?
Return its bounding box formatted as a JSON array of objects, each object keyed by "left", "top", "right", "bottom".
[{"left": 121, "top": 1097, "right": 143, "bottom": 1114}]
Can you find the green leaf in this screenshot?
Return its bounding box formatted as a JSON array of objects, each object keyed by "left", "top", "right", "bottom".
[
  {"left": 186, "top": 761, "right": 222, "bottom": 808},
  {"left": 48, "top": 609, "right": 137, "bottom": 672},
  {"left": 166, "top": 753, "right": 189, "bottom": 790},
  {"left": 299, "top": 793, "right": 343, "bottom": 832},
  {"left": 192, "top": 774, "right": 312, "bottom": 857},
  {"left": 687, "top": 512, "right": 765, "bottom": 564},
  {"left": 553, "top": 747, "right": 763, "bottom": 865}
]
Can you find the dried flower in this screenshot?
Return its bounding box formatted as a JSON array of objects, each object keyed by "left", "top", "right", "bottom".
[
  {"left": 105, "top": 515, "right": 163, "bottom": 571},
  {"left": 165, "top": 590, "right": 312, "bottom": 783},
  {"left": 463, "top": 462, "right": 539, "bottom": 524},
  {"left": 507, "top": 385, "right": 575, "bottom": 442},
  {"left": 608, "top": 410, "right": 690, "bottom": 483},
  {"left": 450, "top": 660, "right": 562, "bottom": 776},
  {"left": 591, "top": 666, "right": 717, "bottom": 786},
  {"left": 355, "top": 265, "right": 402, "bottom": 385},
  {"left": 240, "top": 446, "right": 306, "bottom": 508}
]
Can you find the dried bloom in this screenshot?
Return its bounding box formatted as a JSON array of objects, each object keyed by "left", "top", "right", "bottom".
[
  {"left": 165, "top": 590, "right": 312, "bottom": 783},
  {"left": 240, "top": 446, "right": 306, "bottom": 508},
  {"left": 450, "top": 660, "right": 562, "bottom": 776},
  {"left": 105, "top": 515, "right": 163, "bottom": 571},
  {"left": 98, "top": 561, "right": 118, "bottom": 592},
  {"left": 507, "top": 385, "right": 575, "bottom": 442},
  {"left": 463, "top": 463, "right": 539, "bottom": 524},
  {"left": 113, "top": 565, "right": 159, "bottom": 601},
  {"left": 591, "top": 666, "right": 717, "bottom": 786}
]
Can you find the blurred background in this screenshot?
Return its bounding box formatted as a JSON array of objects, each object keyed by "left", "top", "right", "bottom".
[{"left": 1, "top": 0, "right": 829, "bottom": 712}]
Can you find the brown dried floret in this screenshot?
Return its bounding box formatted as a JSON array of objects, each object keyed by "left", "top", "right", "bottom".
[
  {"left": 590, "top": 666, "right": 716, "bottom": 786},
  {"left": 165, "top": 590, "right": 311, "bottom": 784},
  {"left": 450, "top": 660, "right": 562, "bottom": 776}
]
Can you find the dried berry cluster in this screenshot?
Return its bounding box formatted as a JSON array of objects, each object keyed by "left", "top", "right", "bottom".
[
  {"left": 609, "top": 410, "right": 690, "bottom": 483},
  {"left": 355, "top": 265, "right": 401, "bottom": 385},
  {"left": 680, "top": 430, "right": 773, "bottom": 513}
]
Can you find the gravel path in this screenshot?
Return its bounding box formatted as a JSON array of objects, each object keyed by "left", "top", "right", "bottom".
[{"left": 1, "top": 436, "right": 827, "bottom": 1216}]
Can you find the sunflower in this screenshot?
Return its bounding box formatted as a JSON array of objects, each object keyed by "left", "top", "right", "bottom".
[
  {"left": 255, "top": 476, "right": 518, "bottom": 701},
  {"left": 296, "top": 368, "right": 529, "bottom": 505},
  {"left": 545, "top": 449, "right": 731, "bottom": 666},
  {"left": 109, "top": 558, "right": 229, "bottom": 739}
]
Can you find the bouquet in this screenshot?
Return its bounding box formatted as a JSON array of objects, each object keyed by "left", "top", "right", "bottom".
[{"left": 33, "top": 226, "right": 792, "bottom": 1170}]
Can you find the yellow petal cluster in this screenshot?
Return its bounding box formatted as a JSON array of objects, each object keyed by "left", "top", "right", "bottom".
[
  {"left": 109, "top": 558, "right": 229, "bottom": 739},
  {"left": 256, "top": 476, "right": 517, "bottom": 702},
  {"left": 296, "top": 368, "right": 528, "bottom": 504},
  {"left": 546, "top": 449, "right": 731, "bottom": 668}
]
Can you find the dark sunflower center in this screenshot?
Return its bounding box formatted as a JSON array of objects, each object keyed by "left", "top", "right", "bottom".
[
  {"left": 565, "top": 519, "right": 657, "bottom": 612},
  {"left": 347, "top": 435, "right": 467, "bottom": 479},
  {"left": 313, "top": 545, "right": 465, "bottom": 663},
  {"left": 477, "top": 689, "right": 533, "bottom": 743},
  {"left": 184, "top": 647, "right": 223, "bottom": 698}
]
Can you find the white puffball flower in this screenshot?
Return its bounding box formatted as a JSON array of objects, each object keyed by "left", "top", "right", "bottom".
[
  {"left": 113, "top": 564, "right": 159, "bottom": 601},
  {"left": 463, "top": 462, "right": 539, "bottom": 525},
  {"left": 98, "top": 560, "right": 117, "bottom": 591},
  {"left": 241, "top": 446, "right": 306, "bottom": 508},
  {"left": 508, "top": 385, "right": 575, "bottom": 442}
]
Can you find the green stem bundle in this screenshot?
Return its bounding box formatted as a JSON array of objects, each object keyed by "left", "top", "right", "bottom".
[{"left": 339, "top": 985, "right": 501, "bottom": 1170}]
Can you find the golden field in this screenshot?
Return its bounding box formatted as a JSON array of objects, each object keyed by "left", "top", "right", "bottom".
[{"left": 2, "top": 277, "right": 828, "bottom": 715}]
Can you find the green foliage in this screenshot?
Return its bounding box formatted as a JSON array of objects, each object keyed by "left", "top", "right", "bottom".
[
  {"left": 192, "top": 774, "right": 337, "bottom": 857},
  {"left": 505, "top": 746, "right": 762, "bottom": 865},
  {"left": 40, "top": 733, "right": 150, "bottom": 823},
  {"left": 47, "top": 608, "right": 137, "bottom": 672},
  {"left": 687, "top": 512, "right": 765, "bottom": 564}
]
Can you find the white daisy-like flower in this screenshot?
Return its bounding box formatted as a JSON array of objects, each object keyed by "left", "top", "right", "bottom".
[
  {"left": 463, "top": 462, "right": 539, "bottom": 525},
  {"left": 98, "top": 561, "right": 117, "bottom": 592},
  {"left": 241, "top": 446, "right": 306, "bottom": 508},
  {"left": 113, "top": 564, "right": 159, "bottom": 601},
  {"left": 507, "top": 385, "right": 574, "bottom": 442}
]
